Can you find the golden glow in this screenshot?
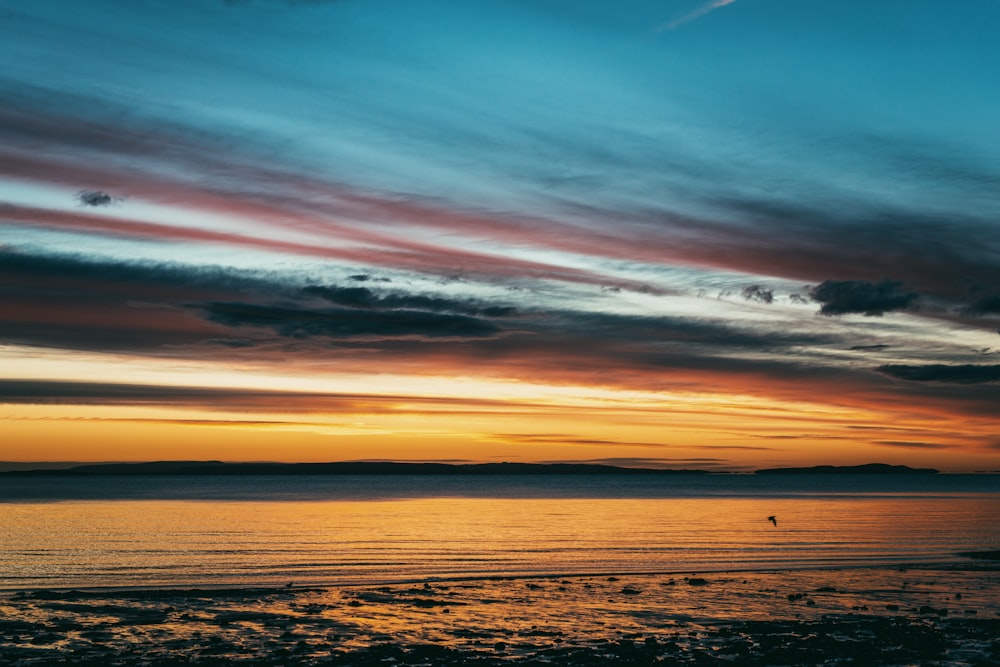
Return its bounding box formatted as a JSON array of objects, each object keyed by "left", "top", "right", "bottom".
[{"left": 3, "top": 358, "right": 995, "bottom": 471}]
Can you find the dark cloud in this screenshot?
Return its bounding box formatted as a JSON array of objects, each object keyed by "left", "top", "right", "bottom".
[
  {"left": 810, "top": 279, "right": 918, "bottom": 316},
  {"left": 1, "top": 248, "right": 520, "bottom": 350},
  {"left": 8, "top": 250, "right": 1000, "bottom": 424},
  {"left": 963, "top": 295, "right": 1000, "bottom": 316},
  {"left": 756, "top": 434, "right": 851, "bottom": 441},
  {"left": 0, "top": 379, "right": 520, "bottom": 414},
  {"left": 198, "top": 302, "right": 500, "bottom": 340},
  {"left": 874, "top": 440, "right": 952, "bottom": 450},
  {"left": 0, "top": 247, "right": 288, "bottom": 352},
  {"left": 6, "top": 247, "right": 1000, "bottom": 425},
  {"left": 0, "top": 379, "right": 287, "bottom": 406},
  {"left": 479, "top": 305, "right": 518, "bottom": 317},
  {"left": 75, "top": 190, "right": 123, "bottom": 207},
  {"left": 0, "top": 247, "right": 276, "bottom": 295},
  {"left": 666, "top": 193, "right": 1000, "bottom": 311},
  {"left": 302, "top": 285, "right": 518, "bottom": 317},
  {"left": 305, "top": 285, "right": 377, "bottom": 309},
  {"left": 496, "top": 433, "right": 668, "bottom": 448},
  {"left": 741, "top": 285, "right": 773, "bottom": 304},
  {"left": 849, "top": 344, "right": 891, "bottom": 351},
  {"left": 539, "top": 311, "right": 834, "bottom": 351},
  {"left": 876, "top": 364, "right": 1000, "bottom": 384}
]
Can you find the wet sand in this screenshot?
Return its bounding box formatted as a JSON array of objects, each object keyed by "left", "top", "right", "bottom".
[{"left": 3, "top": 563, "right": 999, "bottom": 665}]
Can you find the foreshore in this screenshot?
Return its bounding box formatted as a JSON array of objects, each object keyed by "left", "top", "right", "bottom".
[{"left": 3, "top": 563, "right": 999, "bottom": 666}]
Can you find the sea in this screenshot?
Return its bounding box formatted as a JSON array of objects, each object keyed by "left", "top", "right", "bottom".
[{"left": 2, "top": 474, "right": 999, "bottom": 591}]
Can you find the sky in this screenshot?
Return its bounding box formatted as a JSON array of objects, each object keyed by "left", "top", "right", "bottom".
[{"left": 2, "top": 0, "right": 999, "bottom": 472}]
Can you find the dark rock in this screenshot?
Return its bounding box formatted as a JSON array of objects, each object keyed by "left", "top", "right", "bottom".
[{"left": 918, "top": 605, "right": 948, "bottom": 616}]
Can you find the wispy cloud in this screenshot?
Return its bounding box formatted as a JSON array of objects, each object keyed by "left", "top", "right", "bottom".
[
  {"left": 874, "top": 440, "right": 953, "bottom": 450},
  {"left": 660, "top": 0, "right": 738, "bottom": 31},
  {"left": 876, "top": 364, "right": 1000, "bottom": 384},
  {"left": 493, "top": 433, "right": 671, "bottom": 449}
]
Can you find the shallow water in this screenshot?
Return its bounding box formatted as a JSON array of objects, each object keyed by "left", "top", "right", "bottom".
[{"left": 1, "top": 474, "right": 999, "bottom": 590}]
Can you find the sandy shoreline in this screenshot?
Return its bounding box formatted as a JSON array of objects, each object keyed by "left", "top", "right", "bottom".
[{"left": 3, "top": 563, "right": 999, "bottom": 665}]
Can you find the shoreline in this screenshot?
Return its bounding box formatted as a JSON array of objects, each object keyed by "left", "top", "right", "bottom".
[
  {"left": 3, "top": 555, "right": 996, "bottom": 597},
  {"left": 3, "top": 563, "right": 999, "bottom": 665}
]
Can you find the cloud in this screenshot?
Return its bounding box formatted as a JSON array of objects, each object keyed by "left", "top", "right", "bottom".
[
  {"left": 0, "top": 379, "right": 297, "bottom": 407},
  {"left": 5, "top": 86, "right": 998, "bottom": 310},
  {"left": 741, "top": 285, "right": 774, "bottom": 304},
  {"left": 661, "top": 0, "right": 738, "bottom": 30},
  {"left": 5, "top": 247, "right": 822, "bottom": 358},
  {"left": 494, "top": 433, "right": 669, "bottom": 449},
  {"left": 75, "top": 190, "right": 124, "bottom": 207},
  {"left": 810, "top": 279, "right": 918, "bottom": 316},
  {"left": 876, "top": 364, "right": 1000, "bottom": 384},
  {"left": 963, "top": 295, "right": 1000, "bottom": 316},
  {"left": 2, "top": 200, "right": 625, "bottom": 287},
  {"left": 0, "top": 379, "right": 532, "bottom": 415},
  {"left": 874, "top": 440, "right": 952, "bottom": 450},
  {"left": 0, "top": 246, "right": 274, "bottom": 294},
  {"left": 657, "top": 193, "right": 1000, "bottom": 311},
  {"left": 6, "top": 248, "right": 1000, "bottom": 425},
  {"left": 0, "top": 247, "right": 294, "bottom": 351},
  {"left": 302, "top": 285, "right": 518, "bottom": 317},
  {"left": 197, "top": 301, "right": 501, "bottom": 340},
  {"left": 849, "top": 344, "right": 891, "bottom": 351}
]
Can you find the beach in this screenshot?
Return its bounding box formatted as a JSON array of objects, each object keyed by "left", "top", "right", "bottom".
[
  {"left": 3, "top": 563, "right": 999, "bottom": 666},
  {"left": 4, "top": 474, "right": 999, "bottom": 664}
]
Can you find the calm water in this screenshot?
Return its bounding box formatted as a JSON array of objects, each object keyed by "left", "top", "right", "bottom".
[{"left": 2, "top": 474, "right": 999, "bottom": 591}]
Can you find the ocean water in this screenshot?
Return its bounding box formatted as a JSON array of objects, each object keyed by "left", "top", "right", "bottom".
[{"left": 1, "top": 474, "right": 999, "bottom": 591}]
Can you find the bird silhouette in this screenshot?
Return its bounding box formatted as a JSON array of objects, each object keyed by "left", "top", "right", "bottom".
[{"left": 767, "top": 515, "right": 777, "bottom": 527}]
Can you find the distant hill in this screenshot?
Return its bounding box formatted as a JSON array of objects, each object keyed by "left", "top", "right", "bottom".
[
  {"left": 1, "top": 460, "right": 712, "bottom": 476},
  {"left": 755, "top": 463, "right": 939, "bottom": 475}
]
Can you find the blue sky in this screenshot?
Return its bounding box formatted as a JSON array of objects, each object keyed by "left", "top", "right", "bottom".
[{"left": 2, "top": 0, "right": 999, "bottom": 469}]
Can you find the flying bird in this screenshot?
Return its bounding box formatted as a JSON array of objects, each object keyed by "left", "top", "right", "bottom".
[{"left": 767, "top": 515, "right": 777, "bottom": 527}]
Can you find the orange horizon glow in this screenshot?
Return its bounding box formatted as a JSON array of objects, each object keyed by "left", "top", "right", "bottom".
[{"left": 2, "top": 356, "right": 996, "bottom": 471}]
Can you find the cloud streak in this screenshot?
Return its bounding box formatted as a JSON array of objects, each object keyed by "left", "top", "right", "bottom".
[
  {"left": 661, "top": 0, "right": 738, "bottom": 30},
  {"left": 876, "top": 364, "right": 1000, "bottom": 385}
]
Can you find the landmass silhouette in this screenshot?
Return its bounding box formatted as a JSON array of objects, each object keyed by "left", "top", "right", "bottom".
[{"left": 2, "top": 461, "right": 939, "bottom": 476}]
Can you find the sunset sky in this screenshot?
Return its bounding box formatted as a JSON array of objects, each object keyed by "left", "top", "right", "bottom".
[{"left": 2, "top": 0, "right": 999, "bottom": 471}]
